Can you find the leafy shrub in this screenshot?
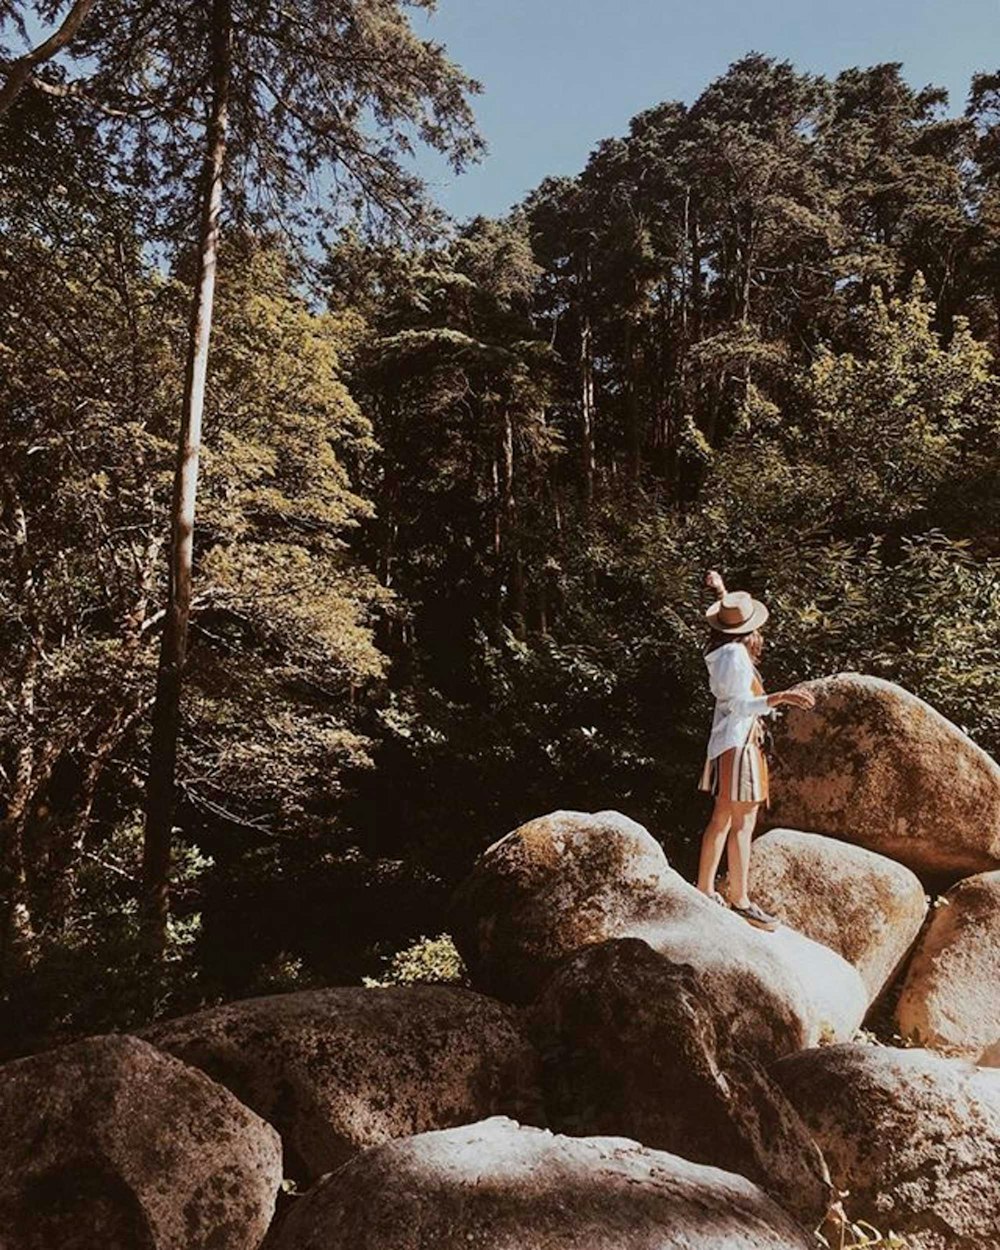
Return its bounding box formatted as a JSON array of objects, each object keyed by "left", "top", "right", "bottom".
[{"left": 364, "top": 933, "right": 467, "bottom": 987}]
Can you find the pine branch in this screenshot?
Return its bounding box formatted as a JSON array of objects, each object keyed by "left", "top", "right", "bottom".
[{"left": 0, "top": 0, "right": 98, "bottom": 115}]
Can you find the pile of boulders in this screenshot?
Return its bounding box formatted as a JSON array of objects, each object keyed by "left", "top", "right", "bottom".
[{"left": 1, "top": 674, "right": 998, "bottom": 1249}]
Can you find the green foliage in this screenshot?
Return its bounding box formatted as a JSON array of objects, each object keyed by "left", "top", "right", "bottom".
[
  {"left": 0, "top": 99, "right": 392, "bottom": 1048},
  {"left": 0, "top": 816, "right": 211, "bottom": 1058},
  {"left": 688, "top": 284, "right": 1000, "bottom": 751},
  {"left": 7, "top": 49, "right": 1000, "bottom": 1061},
  {"left": 180, "top": 236, "right": 389, "bottom": 831},
  {"left": 364, "top": 933, "right": 467, "bottom": 987}
]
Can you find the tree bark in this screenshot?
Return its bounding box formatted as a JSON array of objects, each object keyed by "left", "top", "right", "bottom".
[
  {"left": 688, "top": 193, "right": 704, "bottom": 342},
  {"left": 141, "top": 0, "right": 231, "bottom": 959},
  {"left": 579, "top": 248, "right": 596, "bottom": 507},
  {"left": 0, "top": 0, "right": 98, "bottom": 115},
  {"left": 0, "top": 464, "right": 42, "bottom": 976},
  {"left": 993, "top": 282, "right": 1000, "bottom": 364},
  {"left": 624, "top": 316, "right": 641, "bottom": 484},
  {"left": 500, "top": 408, "right": 526, "bottom": 638}
]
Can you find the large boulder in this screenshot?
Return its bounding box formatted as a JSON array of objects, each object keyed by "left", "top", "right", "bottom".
[
  {"left": 767, "top": 674, "right": 1000, "bottom": 878},
  {"left": 774, "top": 1043, "right": 1000, "bottom": 1250},
  {"left": 453, "top": 810, "right": 672, "bottom": 1002},
  {"left": 145, "top": 985, "right": 542, "bottom": 1183},
  {"left": 747, "top": 827, "right": 927, "bottom": 1000},
  {"left": 266, "top": 1117, "right": 816, "bottom": 1250},
  {"left": 0, "top": 1034, "right": 281, "bottom": 1250},
  {"left": 453, "top": 810, "right": 867, "bottom": 1055},
  {"left": 531, "top": 937, "right": 834, "bottom": 1229},
  {"left": 895, "top": 871, "right": 1000, "bottom": 1059}
]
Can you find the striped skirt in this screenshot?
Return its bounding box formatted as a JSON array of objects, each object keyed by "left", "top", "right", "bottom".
[{"left": 699, "top": 725, "right": 769, "bottom": 805}]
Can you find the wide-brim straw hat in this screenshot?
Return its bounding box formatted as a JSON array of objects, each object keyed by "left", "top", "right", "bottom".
[{"left": 705, "top": 590, "right": 769, "bottom": 635}]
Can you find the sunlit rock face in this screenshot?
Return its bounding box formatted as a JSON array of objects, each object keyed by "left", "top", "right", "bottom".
[
  {"left": 895, "top": 869, "right": 1000, "bottom": 1059},
  {"left": 747, "top": 826, "right": 928, "bottom": 1001},
  {"left": 266, "top": 1117, "right": 818, "bottom": 1250},
  {"left": 775, "top": 1043, "right": 1000, "bottom": 1250},
  {"left": 453, "top": 808, "right": 868, "bottom": 1053},
  {"left": 766, "top": 674, "right": 1000, "bottom": 879}
]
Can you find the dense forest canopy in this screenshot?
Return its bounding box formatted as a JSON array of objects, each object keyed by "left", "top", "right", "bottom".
[{"left": 2, "top": 38, "right": 1000, "bottom": 1055}]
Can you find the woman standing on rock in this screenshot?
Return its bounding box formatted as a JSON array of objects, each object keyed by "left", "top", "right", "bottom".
[{"left": 696, "top": 570, "right": 815, "bottom": 930}]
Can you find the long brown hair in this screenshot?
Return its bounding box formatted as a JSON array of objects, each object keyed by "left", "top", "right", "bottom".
[{"left": 705, "top": 628, "right": 764, "bottom": 664}]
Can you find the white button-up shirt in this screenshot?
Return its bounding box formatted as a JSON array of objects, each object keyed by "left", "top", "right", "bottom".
[{"left": 704, "top": 641, "right": 774, "bottom": 760}]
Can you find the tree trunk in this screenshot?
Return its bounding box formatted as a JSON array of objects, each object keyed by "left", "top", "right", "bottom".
[
  {"left": 0, "top": 465, "right": 42, "bottom": 976},
  {"left": 491, "top": 436, "right": 502, "bottom": 633},
  {"left": 500, "top": 409, "right": 526, "bottom": 639},
  {"left": 579, "top": 249, "right": 596, "bottom": 506},
  {"left": 993, "top": 282, "right": 1000, "bottom": 364},
  {"left": 0, "top": 714, "right": 38, "bottom": 978},
  {"left": 688, "top": 195, "right": 704, "bottom": 342},
  {"left": 624, "top": 317, "right": 641, "bottom": 484},
  {"left": 141, "top": 0, "right": 231, "bottom": 959}
]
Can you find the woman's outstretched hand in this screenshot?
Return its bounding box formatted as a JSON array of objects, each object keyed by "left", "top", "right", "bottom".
[
  {"left": 769, "top": 687, "right": 817, "bottom": 710},
  {"left": 705, "top": 569, "right": 727, "bottom": 599}
]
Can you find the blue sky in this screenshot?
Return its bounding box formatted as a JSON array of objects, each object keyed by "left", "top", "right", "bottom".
[{"left": 412, "top": 0, "right": 1000, "bottom": 222}]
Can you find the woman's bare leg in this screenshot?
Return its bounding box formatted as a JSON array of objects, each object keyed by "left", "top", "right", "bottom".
[
  {"left": 726, "top": 802, "right": 761, "bottom": 909},
  {"left": 697, "top": 797, "right": 733, "bottom": 896}
]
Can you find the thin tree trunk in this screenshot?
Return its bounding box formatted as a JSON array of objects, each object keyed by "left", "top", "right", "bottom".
[
  {"left": 0, "top": 704, "right": 38, "bottom": 977},
  {"left": 500, "top": 409, "right": 526, "bottom": 639},
  {"left": 141, "top": 0, "right": 231, "bottom": 958},
  {"left": 624, "top": 316, "right": 641, "bottom": 484},
  {"left": 689, "top": 196, "right": 704, "bottom": 342},
  {"left": 680, "top": 188, "right": 690, "bottom": 339},
  {"left": 580, "top": 250, "right": 596, "bottom": 507},
  {"left": 993, "top": 283, "right": 1000, "bottom": 364},
  {"left": 491, "top": 437, "right": 502, "bottom": 632},
  {"left": 738, "top": 206, "right": 754, "bottom": 324},
  {"left": 0, "top": 0, "right": 98, "bottom": 115},
  {"left": 738, "top": 213, "right": 754, "bottom": 413},
  {"left": 0, "top": 465, "right": 43, "bottom": 975}
]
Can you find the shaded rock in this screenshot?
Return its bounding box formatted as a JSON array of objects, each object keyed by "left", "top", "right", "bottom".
[
  {"left": 767, "top": 674, "right": 1000, "bottom": 878},
  {"left": 267, "top": 1117, "right": 816, "bottom": 1250},
  {"left": 531, "top": 937, "right": 834, "bottom": 1229},
  {"left": 145, "top": 985, "right": 541, "bottom": 1183},
  {"left": 747, "top": 827, "right": 928, "bottom": 1000},
  {"left": 0, "top": 1033, "right": 281, "bottom": 1250},
  {"left": 980, "top": 1039, "right": 1000, "bottom": 1067},
  {"left": 774, "top": 1043, "right": 1000, "bottom": 1250},
  {"left": 895, "top": 871, "right": 1000, "bottom": 1058},
  {"left": 453, "top": 809, "right": 867, "bottom": 1055}
]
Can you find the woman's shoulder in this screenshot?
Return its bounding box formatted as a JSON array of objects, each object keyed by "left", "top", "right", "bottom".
[{"left": 705, "top": 640, "right": 748, "bottom": 665}]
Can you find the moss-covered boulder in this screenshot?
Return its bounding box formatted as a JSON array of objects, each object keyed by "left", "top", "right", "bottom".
[
  {"left": 767, "top": 674, "right": 1000, "bottom": 879},
  {"left": 895, "top": 871, "right": 1000, "bottom": 1058},
  {"left": 453, "top": 810, "right": 672, "bottom": 1003},
  {"left": 453, "top": 809, "right": 867, "bottom": 1055},
  {"left": 747, "top": 827, "right": 927, "bottom": 1001},
  {"left": 145, "top": 985, "right": 542, "bottom": 1183},
  {"left": 532, "top": 937, "right": 834, "bottom": 1229},
  {"left": 774, "top": 1044, "right": 1000, "bottom": 1250},
  {"left": 0, "top": 1034, "right": 281, "bottom": 1250},
  {"left": 267, "top": 1117, "right": 817, "bottom": 1250}
]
